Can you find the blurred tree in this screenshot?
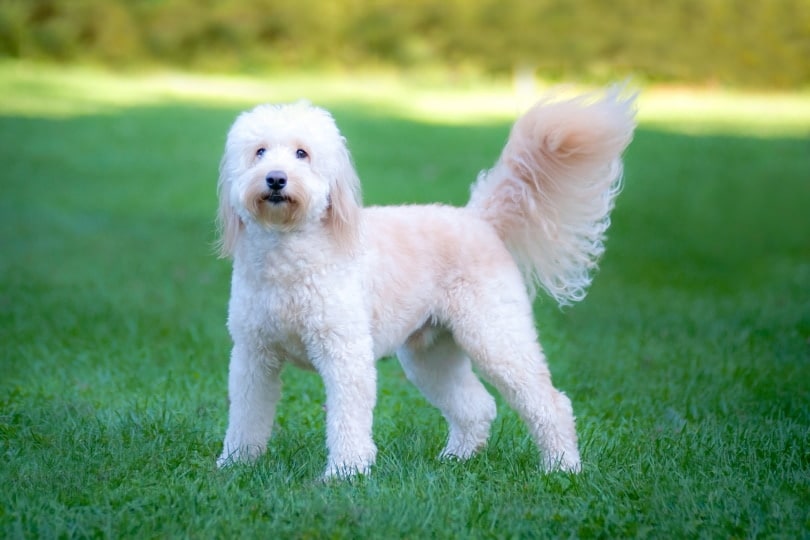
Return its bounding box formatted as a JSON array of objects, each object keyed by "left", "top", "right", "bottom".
[{"left": 0, "top": 0, "right": 806, "bottom": 88}]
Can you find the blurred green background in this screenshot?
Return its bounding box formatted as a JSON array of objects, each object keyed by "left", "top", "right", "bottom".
[{"left": 1, "top": 0, "right": 808, "bottom": 88}]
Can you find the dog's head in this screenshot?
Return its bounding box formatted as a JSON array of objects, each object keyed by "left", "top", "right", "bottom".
[{"left": 217, "top": 101, "right": 361, "bottom": 257}]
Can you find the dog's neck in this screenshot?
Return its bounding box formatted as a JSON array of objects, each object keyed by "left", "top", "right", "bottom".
[{"left": 233, "top": 222, "right": 349, "bottom": 284}]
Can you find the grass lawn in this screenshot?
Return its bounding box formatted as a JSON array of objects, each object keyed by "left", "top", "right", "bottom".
[{"left": 1, "top": 63, "right": 808, "bottom": 538}]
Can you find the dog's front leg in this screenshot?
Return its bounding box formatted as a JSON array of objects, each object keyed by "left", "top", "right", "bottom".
[
  {"left": 310, "top": 335, "right": 377, "bottom": 479},
  {"left": 217, "top": 345, "right": 282, "bottom": 467}
]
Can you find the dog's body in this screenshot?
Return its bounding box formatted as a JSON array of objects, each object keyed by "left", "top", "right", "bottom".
[{"left": 216, "top": 88, "right": 636, "bottom": 478}]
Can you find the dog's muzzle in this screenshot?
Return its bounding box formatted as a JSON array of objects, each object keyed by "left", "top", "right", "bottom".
[{"left": 264, "top": 170, "right": 288, "bottom": 204}]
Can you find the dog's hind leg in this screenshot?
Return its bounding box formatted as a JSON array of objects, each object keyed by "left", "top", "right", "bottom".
[
  {"left": 448, "top": 288, "right": 581, "bottom": 473},
  {"left": 397, "top": 330, "right": 497, "bottom": 460}
]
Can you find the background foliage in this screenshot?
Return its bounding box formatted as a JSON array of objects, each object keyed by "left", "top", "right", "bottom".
[{"left": 1, "top": 0, "right": 808, "bottom": 88}]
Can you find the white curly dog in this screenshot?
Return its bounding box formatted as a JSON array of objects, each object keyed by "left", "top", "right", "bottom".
[{"left": 215, "top": 87, "right": 636, "bottom": 478}]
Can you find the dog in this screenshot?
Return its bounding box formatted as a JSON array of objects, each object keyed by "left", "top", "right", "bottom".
[{"left": 215, "top": 87, "right": 636, "bottom": 478}]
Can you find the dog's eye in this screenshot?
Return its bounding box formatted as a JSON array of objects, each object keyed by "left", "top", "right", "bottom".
[
  {"left": 295, "top": 148, "right": 308, "bottom": 160},
  {"left": 256, "top": 147, "right": 266, "bottom": 158}
]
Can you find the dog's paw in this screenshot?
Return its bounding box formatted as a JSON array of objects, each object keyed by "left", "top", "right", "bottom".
[
  {"left": 322, "top": 456, "right": 374, "bottom": 480},
  {"left": 542, "top": 451, "right": 582, "bottom": 473},
  {"left": 216, "top": 454, "right": 234, "bottom": 469},
  {"left": 439, "top": 444, "right": 479, "bottom": 461},
  {"left": 439, "top": 429, "right": 488, "bottom": 461},
  {"left": 321, "top": 462, "right": 372, "bottom": 480},
  {"left": 217, "top": 442, "right": 265, "bottom": 468}
]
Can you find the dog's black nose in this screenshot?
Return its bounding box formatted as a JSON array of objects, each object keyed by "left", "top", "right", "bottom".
[{"left": 265, "top": 170, "right": 287, "bottom": 191}]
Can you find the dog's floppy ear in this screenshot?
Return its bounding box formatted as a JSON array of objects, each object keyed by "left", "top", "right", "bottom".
[
  {"left": 326, "top": 136, "right": 362, "bottom": 251},
  {"left": 216, "top": 154, "right": 242, "bottom": 258}
]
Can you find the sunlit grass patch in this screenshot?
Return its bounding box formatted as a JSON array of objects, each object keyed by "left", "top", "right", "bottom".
[
  {"left": 0, "top": 61, "right": 519, "bottom": 122},
  {"left": 2, "top": 62, "right": 808, "bottom": 135},
  {"left": 638, "top": 87, "right": 810, "bottom": 136}
]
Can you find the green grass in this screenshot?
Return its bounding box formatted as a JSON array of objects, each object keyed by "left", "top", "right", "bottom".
[{"left": 1, "top": 64, "right": 809, "bottom": 538}]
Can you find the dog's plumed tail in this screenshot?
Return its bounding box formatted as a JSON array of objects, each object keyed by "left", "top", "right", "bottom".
[{"left": 468, "top": 86, "right": 636, "bottom": 306}]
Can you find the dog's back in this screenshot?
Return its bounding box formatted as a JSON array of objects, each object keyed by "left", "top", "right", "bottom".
[{"left": 358, "top": 204, "right": 518, "bottom": 357}]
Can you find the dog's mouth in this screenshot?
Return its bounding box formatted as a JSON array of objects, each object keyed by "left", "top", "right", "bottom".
[{"left": 263, "top": 192, "right": 290, "bottom": 205}]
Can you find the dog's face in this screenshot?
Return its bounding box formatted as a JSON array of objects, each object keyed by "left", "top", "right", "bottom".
[{"left": 217, "top": 102, "right": 361, "bottom": 257}]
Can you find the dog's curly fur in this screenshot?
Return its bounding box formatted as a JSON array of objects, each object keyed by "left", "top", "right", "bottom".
[{"left": 216, "top": 87, "right": 636, "bottom": 478}]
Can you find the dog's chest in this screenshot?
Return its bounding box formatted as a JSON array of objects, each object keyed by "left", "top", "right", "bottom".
[{"left": 229, "top": 276, "right": 332, "bottom": 370}]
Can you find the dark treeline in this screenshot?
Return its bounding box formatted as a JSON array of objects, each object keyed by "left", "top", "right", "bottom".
[{"left": 1, "top": 0, "right": 807, "bottom": 88}]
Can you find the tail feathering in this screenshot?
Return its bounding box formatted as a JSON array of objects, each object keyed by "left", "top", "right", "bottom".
[{"left": 468, "top": 85, "right": 637, "bottom": 306}]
